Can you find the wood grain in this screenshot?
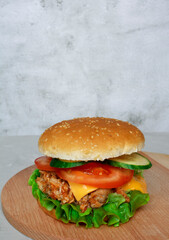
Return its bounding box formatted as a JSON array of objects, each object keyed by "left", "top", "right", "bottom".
[{"left": 1, "top": 152, "right": 169, "bottom": 240}]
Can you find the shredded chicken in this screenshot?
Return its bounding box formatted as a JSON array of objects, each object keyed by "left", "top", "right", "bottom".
[
  {"left": 36, "top": 170, "right": 130, "bottom": 213},
  {"left": 36, "top": 171, "right": 75, "bottom": 204},
  {"left": 79, "top": 189, "right": 112, "bottom": 212}
]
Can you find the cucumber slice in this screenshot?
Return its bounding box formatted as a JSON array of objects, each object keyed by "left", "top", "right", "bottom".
[
  {"left": 50, "top": 153, "right": 152, "bottom": 170},
  {"left": 50, "top": 158, "right": 87, "bottom": 168},
  {"left": 104, "top": 153, "right": 152, "bottom": 170}
]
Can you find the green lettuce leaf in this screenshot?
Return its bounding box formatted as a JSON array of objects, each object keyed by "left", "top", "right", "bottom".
[
  {"left": 28, "top": 169, "right": 150, "bottom": 228},
  {"left": 134, "top": 169, "right": 144, "bottom": 177},
  {"left": 128, "top": 190, "right": 150, "bottom": 214}
]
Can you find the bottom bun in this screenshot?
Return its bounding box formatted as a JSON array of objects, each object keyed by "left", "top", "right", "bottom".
[{"left": 37, "top": 200, "right": 58, "bottom": 220}]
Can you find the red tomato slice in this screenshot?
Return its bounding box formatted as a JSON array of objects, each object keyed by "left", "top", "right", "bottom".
[
  {"left": 35, "top": 157, "right": 134, "bottom": 188},
  {"left": 35, "top": 156, "right": 57, "bottom": 171},
  {"left": 56, "top": 162, "right": 134, "bottom": 188}
]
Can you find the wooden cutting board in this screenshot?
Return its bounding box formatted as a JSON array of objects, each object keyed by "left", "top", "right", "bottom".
[{"left": 1, "top": 152, "right": 169, "bottom": 240}]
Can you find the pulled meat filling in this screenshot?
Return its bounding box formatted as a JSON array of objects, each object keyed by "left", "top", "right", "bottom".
[
  {"left": 36, "top": 170, "right": 129, "bottom": 213},
  {"left": 78, "top": 188, "right": 112, "bottom": 212},
  {"left": 36, "top": 171, "right": 75, "bottom": 204}
]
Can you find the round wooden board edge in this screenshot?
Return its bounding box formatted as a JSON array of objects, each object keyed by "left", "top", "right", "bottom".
[
  {"left": 0, "top": 165, "right": 47, "bottom": 240},
  {"left": 1, "top": 151, "right": 169, "bottom": 240},
  {"left": 1, "top": 201, "right": 46, "bottom": 240}
]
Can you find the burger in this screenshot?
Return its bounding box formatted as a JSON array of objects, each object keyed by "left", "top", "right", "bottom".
[{"left": 28, "top": 117, "right": 152, "bottom": 228}]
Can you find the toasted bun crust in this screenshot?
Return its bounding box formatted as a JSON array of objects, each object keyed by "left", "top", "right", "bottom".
[{"left": 38, "top": 117, "right": 144, "bottom": 161}]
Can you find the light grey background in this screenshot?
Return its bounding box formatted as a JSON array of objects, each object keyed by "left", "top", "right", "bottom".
[{"left": 1, "top": 0, "right": 169, "bottom": 136}]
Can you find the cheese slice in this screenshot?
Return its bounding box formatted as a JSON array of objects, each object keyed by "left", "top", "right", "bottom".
[
  {"left": 117, "top": 175, "right": 147, "bottom": 193},
  {"left": 69, "top": 176, "right": 147, "bottom": 202},
  {"left": 68, "top": 181, "right": 98, "bottom": 201}
]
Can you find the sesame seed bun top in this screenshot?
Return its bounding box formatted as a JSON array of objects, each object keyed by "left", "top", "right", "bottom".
[{"left": 38, "top": 117, "right": 145, "bottom": 161}]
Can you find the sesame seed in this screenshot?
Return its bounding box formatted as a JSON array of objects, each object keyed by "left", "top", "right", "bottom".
[
  {"left": 117, "top": 123, "right": 120, "bottom": 126},
  {"left": 66, "top": 133, "right": 70, "bottom": 135},
  {"left": 129, "top": 131, "right": 133, "bottom": 134},
  {"left": 116, "top": 133, "right": 119, "bottom": 136},
  {"left": 96, "top": 134, "right": 99, "bottom": 136},
  {"left": 91, "top": 136, "right": 94, "bottom": 139},
  {"left": 61, "top": 124, "right": 69, "bottom": 129},
  {"left": 89, "top": 120, "right": 96, "bottom": 124}
]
